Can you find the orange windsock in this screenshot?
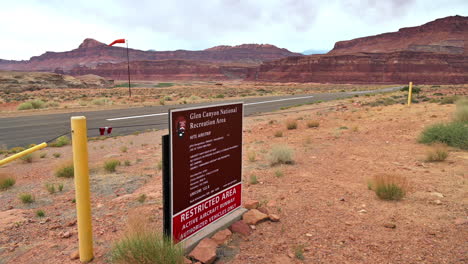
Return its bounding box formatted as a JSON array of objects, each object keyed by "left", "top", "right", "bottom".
[{"left": 108, "top": 39, "right": 125, "bottom": 46}]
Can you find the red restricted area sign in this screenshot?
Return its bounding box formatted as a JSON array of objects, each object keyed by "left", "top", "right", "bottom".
[{"left": 169, "top": 102, "right": 243, "bottom": 243}]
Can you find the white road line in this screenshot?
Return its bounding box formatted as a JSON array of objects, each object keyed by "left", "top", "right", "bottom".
[{"left": 106, "top": 95, "right": 314, "bottom": 121}]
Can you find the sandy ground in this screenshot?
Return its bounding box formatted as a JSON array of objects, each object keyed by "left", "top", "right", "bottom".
[{"left": 0, "top": 89, "right": 467, "bottom": 264}]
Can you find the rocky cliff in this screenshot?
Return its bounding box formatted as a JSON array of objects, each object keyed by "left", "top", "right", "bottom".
[
  {"left": 0, "top": 39, "right": 300, "bottom": 72},
  {"left": 69, "top": 60, "right": 255, "bottom": 81},
  {"left": 330, "top": 15, "right": 467, "bottom": 55},
  {"left": 248, "top": 51, "right": 467, "bottom": 84}
]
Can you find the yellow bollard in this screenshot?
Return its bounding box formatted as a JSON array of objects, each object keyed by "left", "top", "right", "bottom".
[
  {"left": 71, "top": 116, "right": 93, "bottom": 262},
  {"left": 0, "top": 142, "right": 47, "bottom": 167},
  {"left": 407, "top": 81, "right": 413, "bottom": 106}
]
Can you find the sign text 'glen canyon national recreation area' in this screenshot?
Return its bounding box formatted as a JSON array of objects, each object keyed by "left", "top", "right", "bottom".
[{"left": 168, "top": 102, "right": 243, "bottom": 242}]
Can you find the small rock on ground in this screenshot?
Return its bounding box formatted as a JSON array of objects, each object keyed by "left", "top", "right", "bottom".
[
  {"left": 243, "top": 200, "right": 259, "bottom": 209},
  {"left": 188, "top": 238, "right": 218, "bottom": 264},
  {"left": 211, "top": 229, "right": 232, "bottom": 245},
  {"left": 229, "top": 221, "right": 252, "bottom": 236},
  {"left": 242, "top": 209, "right": 269, "bottom": 225}
]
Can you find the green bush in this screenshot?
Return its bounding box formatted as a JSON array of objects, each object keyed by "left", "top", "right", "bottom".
[
  {"left": 454, "top": 98, "right": 468, "bottom": 122},
  {"left": 154, "top": 83, "right": 174, "bottom": 88},
  {"left": 30, "top": 100, "right": 45, "bottom": 109},
  {"left": 50, "top": 135, "right": 70, "bottom": 147},
  {"left": 0, "top": 173, "right": 15, "bottom": 190},
  {"left": 419, "top": 122, "right": 468, "bottom": 150},
  {"left": 105, "top": 160, "right": 121, "bottom": 172},
  {"left": 109, "top": 232, "right": 183, "bottom": 264},
  {"left": 55, "top": 162, "right": 74, "bottom": 178},
  {"left": 36, "top": 210, "right": 45, "bottom": 217},
  {"left": 270, "top": 145, "right": 294, "bottom": 166},
  {"left": 371, "top": 175, "right": 408, "bottom": 201},
  {"left": 400, "top": 86, "right": 421, "bottom": 94},
  {"left": 18, "top": 102, "right": 33, "bottom": 110},
  {"left": 19, "top": 193, "right": 35, "bottom": 204}
]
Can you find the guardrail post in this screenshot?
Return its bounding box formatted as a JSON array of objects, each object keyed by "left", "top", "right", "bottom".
[
  {"left": 407, "top": 81, "right": 413, "bottom": 106},
  {"left": 71, "top": 116, "right": 93, "bottom": 262}
]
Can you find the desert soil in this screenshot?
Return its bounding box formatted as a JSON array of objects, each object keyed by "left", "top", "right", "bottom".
[{"left": 0, "top": 88, "right": 467, "bottom": 264}]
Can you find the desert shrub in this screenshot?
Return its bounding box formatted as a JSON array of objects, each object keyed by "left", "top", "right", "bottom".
[
  {"left": 419, "top": 122, "right": 468, "bottom": 150},
  {"left": 454, "top": 97, "right": 468, "bottom": 122},
  {"left": 105, "top": 160, "right": 121, "bottom": 172},
  {"left": 19, "top": 193, "right": 35, "bottom": 204},
  {"left": 30, "top": 100, "right": 45, "bottom": 109},
  {"left": 274, "top": 131, "right": 283, "bottom": 137},
  {"left": 426, "top": 144, "right": 449, "bottom": 162},
  {"left": 294, "top": 245, "right": 305, "bottom": 260},
  {"left": 0, "top": 173, "right": 16, "bottom": 190},
  {"left": 39, "top": 152, "right": 47, "bottom": 158},
  {"left": 286, "top": 119, "right": 297, "bottom": 130},
  {"left": 58, "top": 183, "right": 64, "bottom": 191},
  {"left": 249, "top": 175, "right": 258, "bottom": 184},
  {"left": 307, "top": 120, "right": 320, "bottom": 128},
  {"left": 215, "top": 94, "right": 225, "bottom": 99},
  {"left": 20, "top": 153, "right": 34, "bottom": 163},
  {"left": 18, "top": 102, "right": 33, "bottom": 110},
  {"left": 270, "top": 145, "right": 294, "bottom": 165},
  {"left": 45, "top": 183, "right": 56, "bottom": 194},
  {"left": 109, "top": 216, "right": 184, "bottom": 264},
  {"left": 370, "top": 175, "right": 408, "bottom": 201},
  {"left": 440, "top": 96, "right": 459, "bottom": 104},
  {"left": 274, "top": 170, "right": 284, "bottom": 178},
  {"left": 55, "top": 162, "right": 74, "bottom": 178},
  {"left": 45, "top": 101, "right": 59, "bottom": 108},
  {"left": 154, "top": 82, "right": 174, "bottom": 88},
  {"left": 50, "top": 135, "right": 70, "bottom": 147},
  {"left": 8, "top": 147, "right": 25, "bottom": 154},
  {"left": 247, "top": 151, "right": 256, "bottom": 162},
  {"left": 124, "top": 160, "right": 131, "bottom": 166},
  {"left": 53, "top": 152, "right": 61, "bottom": 158},
  {"left": 400, "top": 86, "right": 421, "bottom": 94},
  {"left": 137, "top": 194, "right": 147, "bottom": 203},
  {"left": 92, "top": 98, "right": 109, "bottom": 106},
  {"left": 36, "top": 210, "right": 45, "bottom": 217},
  {"left": 120, "top": 146, "right": 128, "bottom": 153}
]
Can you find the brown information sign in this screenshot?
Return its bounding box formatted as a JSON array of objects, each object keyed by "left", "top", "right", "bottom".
[{"left": 169, "top": 102, "right": 243, "bottom": 242}]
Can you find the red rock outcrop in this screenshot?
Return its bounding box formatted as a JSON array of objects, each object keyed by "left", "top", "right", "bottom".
[
  {"left": 248, "top": 51, "right": 467, "bottom": 84},
  {"left": 249, "top": 16, "right": 468, "bottom": 84},
  {"left": 330, "top": 15, "right": 467, "bottom": 55},
  {"left": 69, "top": 60, "right": 255, "bottom": 81},
  {"left": 0, "top": 39, "right": 300, "bottom": 72}
]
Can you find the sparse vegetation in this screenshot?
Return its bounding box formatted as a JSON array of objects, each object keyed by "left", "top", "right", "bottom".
[
  {"left": 0, "top": 173, "right": 16, "bottom": 190},
  {"left": 109, "top": 216, "right": 184, "bottom": 264},
  {"left": 307, "top": 120, "right": 320, "bottom": 128},
  {"left": 39, "top": 152, "right": 47, "bottom": 158},
  {"left": 36, "top": 210, "right": 45, "bottom": 217},
  {"left": 154, "top": 82, "right": 174, "bottom": 88},
  {"left": 274, "top": 131, "right": 283, "bottom": 137},
  {"left": 120, "top": 146, "right": 128, "bottom": 153},
  {"left": 20, "top": 153, "right": 34, "bottom": 163},
  {"left": 104, "top": 160, "right": 121, "bottom": 172},
  {"left": 124, "top": 160, "right": 131, "bottom": 166},
  {"left": 426, "top": 144, "right": 449, "bottom": 162},
  {"left": 55, "top": 162, "right": 74, "bottom": 178},
  {"left": 19, "top": 193, "right": 35, "bottom": 204},
  {"left": 294, "top": 245, "right": 305, "bottom": 260},
  {"left": 249, "top": 175, "right": 258, "bottom": 184},
  {"left": 369, "top": 175, "right": 408, "bottom": 201},
  {"left": 137, "top": 194, "right": 147, "bottom": 203},
  {"left": 286, "top": 119, "right": 298, "bottom": 130},
  {"left": 157, "top": 160, "right": 162, "bottom": 171},
  {"left": 53, "top": 152, "right": 61, "bottom": 158},
  {"left": 270, "top": 145, "right": 294, "bottom": 166},
  {"left": 247, "top": 151, "right": 256, "bottom": 162},
  {"left": 454, "top": 97, "right": 468, "bottom": 122},
  {"left": 419, "top": 122, "right": 468, "bottom": 150},
  {"left": 58, "top": 183, "right": 64, "bottom": 192},
  {"left": 274, "top": 170, "right": 284, "bottom": 178},
  {"left": 17, "top": 102, "right": 33, "bottom": 110},
  {"left": 50, "top": 135, "right": 70, "bottom": 147},
  {"left": 440, "top": 96, "right": 459, "bottom": 104},
  {"left": 45, "top": 183, "right": 56, "bottom": 194}
]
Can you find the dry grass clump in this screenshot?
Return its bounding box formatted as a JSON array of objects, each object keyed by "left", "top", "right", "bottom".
[
  {"left": 369, "top": 174, "right": 408, "bottom": 201},
  {"left": 247, "top": 151, "right": 256, "bottom": 162},
  {"left": 426, "top": 144, "right": 449, "bottom": 162},
  {"left": 105, "top": 159, "right": 121, "bottom": 172},
  {"left": 20, "top": 153, "right": 35, "bottom": 163},
  {"left": 0, "top": 173, "right": 16, "bottom": 190},
  {"left": 307, "top": 120, "right": 320, "bottom": 128},
  {"left": 286, "top": 119, "right": 298, "bottom": 130},
  {"left": 54, "top": 161, "right": 74, "bottom": 178},
  {"left": 19, "top": 193, "right": 35, "bottom": 204},
  {"left": 270, "top": 145, "right": 294, "bottom": 166},
  {"left": 109, "top": 214, "right": 184, "bottom": 264},
  {"left": 274, "top": 131, "right": 283, "bottom": 137},
  {"left": 49, "top": 135, "right": 70, "bottom": 147},
  {"left": 454, "top": 97, "right": 468, "bottom": 122}
]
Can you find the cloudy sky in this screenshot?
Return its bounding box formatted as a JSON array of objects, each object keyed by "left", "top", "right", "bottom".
[{"left": 0, "top": 0, "right": 466, "bottom": 60}]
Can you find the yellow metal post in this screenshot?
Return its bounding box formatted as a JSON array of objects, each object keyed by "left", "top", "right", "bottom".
[
  {"left": 71, "top": 116, "right": 93, "bottom": 262},
  {"left": 0, "top": 142, "right": 47, "bottom": 167},
  {"left": 407, "top": 82, "right": 413, "bottom": 106}
]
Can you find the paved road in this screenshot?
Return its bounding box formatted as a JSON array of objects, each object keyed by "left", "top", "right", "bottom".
[{"left": 0, "top": 86, "right": 401, "bottom": 148}]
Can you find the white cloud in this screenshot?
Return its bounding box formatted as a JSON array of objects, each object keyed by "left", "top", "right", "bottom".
[{"left": 0, "top": 0, "right": 466, "bottom": 60}]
